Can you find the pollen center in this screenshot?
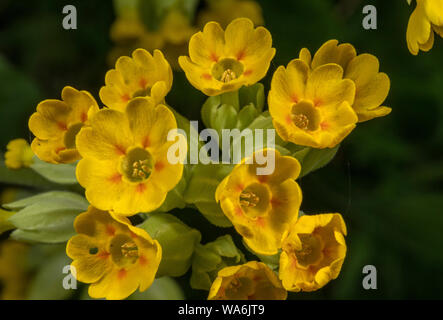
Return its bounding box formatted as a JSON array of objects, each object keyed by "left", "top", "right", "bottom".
[
  {"left": 221, "top": 69, "right": 237, "bottom": 83},
  {"left": 294, "top": 233, "right": 323, "bottom": 267},
  {"left": 212, "top": 58, "right": 244, "bottom": 83},
  {"left": 121, "top": 147, "right": 153, "bottom": 182},
  {"left": 292, "top": 114, "right": 309, "bottom": 130},
  {"left": 240, "top": 191, "right": 259, "bottom": 207},
  {"left": 110, "top": 234, "right": 139, "bottom": 267},
  {"left": 291, "top": 100, "right": 321, "bottom": 131},
  {"left": 239, "top": 183, "right": 271, "bottom": 219}
]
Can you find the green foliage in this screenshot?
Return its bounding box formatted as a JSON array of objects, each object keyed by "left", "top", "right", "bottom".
[
  {"left": 26, "top": 245, "right": 74, "bottom": 300},
  {"left": 201, "top": 84, "right": 265, "bottom": 135},
  {"left": 30, "top": 156, "right": 78, "bottom": 185},
  {"left": 4, "top": 191, "right": 88, "bottom": 243},
  {"left": 183, "top": 163, "right": 234, "bottom": 227},
  {"left": 191, "top": 235, "right": 245, "bottom": 291},
  {"left": 137, "top": 0, "right": 199, "bottom": 31},
  {"left": 139, "top": 213, "right": 202, "bottom": 277}
]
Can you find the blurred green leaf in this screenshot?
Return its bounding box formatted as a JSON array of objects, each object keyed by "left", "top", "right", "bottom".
[
  {"left": 27, "top": 246, "right": 73, "bottom": 300},
  {"left": 30, "top": 156, "right": 78, "bottom": 185}
]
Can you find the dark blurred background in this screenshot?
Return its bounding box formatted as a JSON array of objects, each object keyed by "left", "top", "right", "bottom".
[{"left": 0, "top": 0, "right": 442, "bottom": 299}]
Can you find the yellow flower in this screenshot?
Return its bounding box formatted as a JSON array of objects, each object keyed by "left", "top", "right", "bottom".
[
  {"left": 109, "top": 9, "right": 195, "bottom": 70},
  {"left": 100, "top": 48, "right": 173, "bottom": 112},
  {"left": 268, "top": 58, "right": 358, "bottom": 148},
  {"left": 4, "top": 139, "right": 34, "bottom": 169},
  {"left": 179, "top": 18, "right": 276, "bottom": 96},
  {"left": 198, "top": 0, "right": 264, "bottom": 29},
  {"left": 76, "top": 97, "right": 184, "bottom": 216},
  {"left": 407, "top": 0, "right": 443, "bottom": 55},
  {"left": 28, "top": 86, "right": 99, "bottom": 164},
  {"left": 66, "top": 207, "right": 162, "bottom": 300},
  {"left": 208, "top": 261, "right": 287, "bottom": 300},
  {"left": 298, "top": 40, "right": 391, "bottom": 122},
  {"left": 279, "top": 213, "right": 347, "bottom": 292},
  {"left": 216, "top": 149, "right": 302, "bottom": 255},
  {"left": 0, "top": 240, "right": 29, "bottom": 300}
]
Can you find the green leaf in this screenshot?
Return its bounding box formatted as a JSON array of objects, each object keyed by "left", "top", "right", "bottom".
[
  {"left": 194, "top": 201, "right": 232, "bottom": 227},
  {"left": 4, "top": 191, "right": 88, "bottom": 210},
  {"left": 0, "top": 159, "right": 71, "bottom": 190},
  {"left": 30, "top": 156, "right": 78, "bottom": 185},
  {"left": 139, "top": 213, "right": 201, "bottom": 277},
  {"left": 184, "top": 163, "right": 233, "bottom": 204},
  {"left": 5, "top": 191, "right": 88, "bottom": 243},
  {"left": 191, "top": 235, "right": 245, "bottom": 291},
  {"left": 292, "top": 145, "right": 340, "bottom": 178}
]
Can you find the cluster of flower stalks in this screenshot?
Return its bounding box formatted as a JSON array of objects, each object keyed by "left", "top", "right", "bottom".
[{"left": 2, "top": 17, "right": 395, "bottom": 300}]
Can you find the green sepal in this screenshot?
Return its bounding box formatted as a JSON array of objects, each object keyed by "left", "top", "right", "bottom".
[
  {"left": 138, "top": 213, "right": 202, "bottom": 277},
  {"left": 183, "top": 163, "right": 234, "bottom": 227},
  {"left": 242, "top": 240, "right": 280, "bottom": 271},
  {"left": 291, "top": 144, "right": 340, "bottom": 178},
  {"left": 201, "top": 84, "right": 266, "bottom": 135},
  {"left": 239, "top": 83, "right": 265, "bottom": 113},
  {"left": 190, "top": 235, "right": 245, "bottom": 291}
]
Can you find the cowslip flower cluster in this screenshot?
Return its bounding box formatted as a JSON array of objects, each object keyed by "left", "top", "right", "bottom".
[
  {"left": 406, "top": 0, "right": 443, "bottom": 55},
  {"left": 179, "top": 18, "right": 275, "bottom": 96},
  {"left": 269, "top": 40, "right": 390, "bottom": 149},
  {"left": 109, "top": 0, "right": 265, "bottom": 70},
  {"left": 2, "top": 12, "right": 397, "bottom": 300},
  {"left": 279, "top": 214, "right": 347, "bottom": 292},
  {"left": 216, "top": 149, "right": 302, "bottom": 255},
  {"left": 28, "top": 86, "right": 99, "bottom": 164}
]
